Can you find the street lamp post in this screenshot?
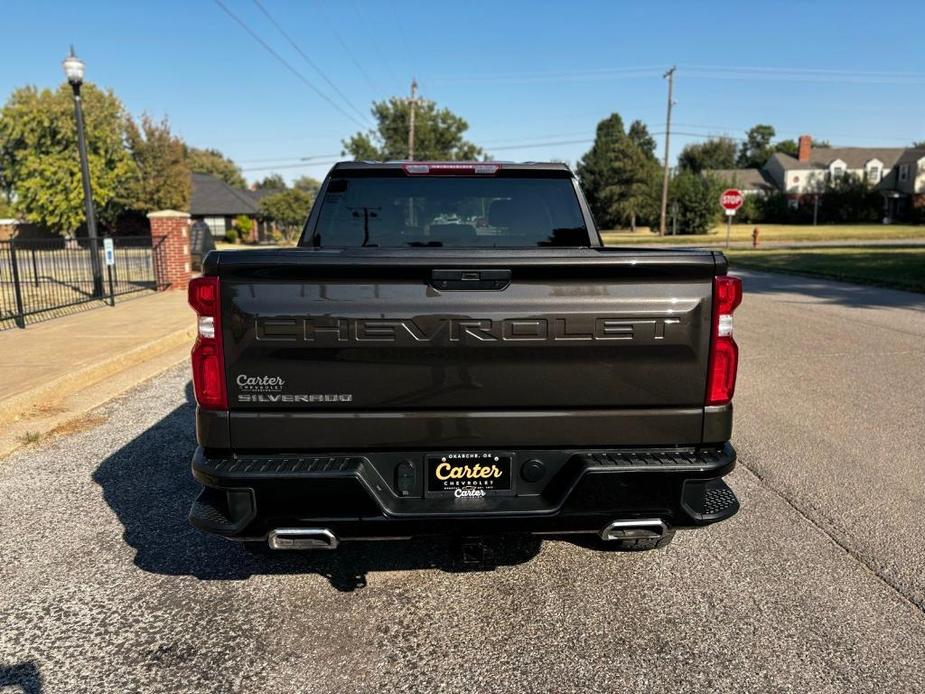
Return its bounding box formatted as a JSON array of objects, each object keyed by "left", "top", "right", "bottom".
[{"left": 62, "top": 47, "right": 103, "bottom": 298}]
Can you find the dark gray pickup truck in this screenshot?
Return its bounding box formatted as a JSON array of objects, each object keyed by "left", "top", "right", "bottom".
[{"left": 188, "top": 161, "right": 741, "bottom": 552}]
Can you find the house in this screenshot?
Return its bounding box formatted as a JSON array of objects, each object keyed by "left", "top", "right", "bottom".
[
  {"left": 708, "top": 135, "right": 925, "bottom": 221},
  {"left": 190, "top": 172, "right": 273, "bottom": 242},
  {"left": 705, "top": 168, "right": 775, "bottom": 195}
]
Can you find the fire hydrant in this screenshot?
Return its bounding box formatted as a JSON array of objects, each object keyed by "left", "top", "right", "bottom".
[{"left": 752, "top": 226, "right": 760, "bottom": 248}]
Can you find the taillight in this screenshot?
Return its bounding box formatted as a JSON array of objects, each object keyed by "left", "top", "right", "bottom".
[
  {"left": 188, "top": 276, "right": 227, "bottom": 409},
  {"left": 705, "top": 275, "right": 743, "bottom": 406}
]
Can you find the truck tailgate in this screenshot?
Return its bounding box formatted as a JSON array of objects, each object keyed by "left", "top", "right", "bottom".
[{"left": 213, "top": 248, "right": 719, "bottom": 448}]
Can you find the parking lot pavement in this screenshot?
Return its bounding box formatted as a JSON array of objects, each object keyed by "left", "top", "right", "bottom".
[{"left": 2, "top": 273, "right": 925, "bottom": 693}]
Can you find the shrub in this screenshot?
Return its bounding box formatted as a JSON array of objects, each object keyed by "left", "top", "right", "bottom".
[
  {"left": 670, "top": 171, "right": 722, "bottom": 234},
  {"left": 232, "top": 214, "right": 253, "bottom": 242},
  {"left": 224, "top": 226, "right": 238, "bottom": 244}
]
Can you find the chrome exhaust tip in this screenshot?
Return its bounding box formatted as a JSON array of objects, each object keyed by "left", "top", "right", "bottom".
[
  {"left": 599, "top": 519, "right": 667, "bottom": 542},
  {"left": 268, "top": 528, "right": 339, "bottom": 550}
]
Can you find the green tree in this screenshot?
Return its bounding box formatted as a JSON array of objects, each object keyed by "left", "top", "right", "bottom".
[
  {"left": 773, "top": 139, "right": 799, "bottom": 157},
  {"left": 678, "top": 137, "right": 737, "bottom": 173},
  {"left": 293, "top": 175, "right": 322, "bottom": 196},
  {"left": 123, "top": 114, "right": 190, "bottom": 212},
  {"left": 185, "top": 146, "right": 246, "bottom": 188},
  {"left": 344, "top": 96, "right": 484, "bottom": 161},
  {"left": 259, "top": 188, "right": 313, "bottom": 242},
  {"left": 254, "top": 173, "right": 286, "bottom": 190},
  {"left": 576, "top": 113, "right": 661, "bottom": 230},
  {"left": 627, "top": 120, "right": 656, "bottom": 157},
  {"left": 610, "top": 142, "right": 661, "bottom": 231},
  {"left": 737, "top": 124, "right": 776, "bottom": 168},
  {"left": 670, "top": 171, "right": 721, "bottom": 234},
  {"left": 912, "top": 141, "right": 925, "bottom": 148},
  {"left": 0, "top": 83, "right": 135, "bottom": 233}
]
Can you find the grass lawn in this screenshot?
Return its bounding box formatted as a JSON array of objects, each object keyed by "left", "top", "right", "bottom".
[
  {"left": 727, "top": 247, "right": 925, "bottom": 293},
  {"left": 601, "top": 223, "right": 925, "bottom": 245}
]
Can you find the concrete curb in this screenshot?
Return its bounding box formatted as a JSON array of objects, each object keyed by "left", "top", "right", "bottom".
[
  {"left": 0, "top": 338, "right": 193, "bottom": 460},
  {"left": 0, "top": 325, "right": 193, "bottom": 423}
]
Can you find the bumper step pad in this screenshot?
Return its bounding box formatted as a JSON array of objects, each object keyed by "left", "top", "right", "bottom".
[
  {"left": 576, "top": 445, "right": 732, "bottom": 470},
  {"left": 682, "top": 477, "right": 739, "bottom": 524},
  {"left": 198, "top": 455, "right": 364, "bottom": 477}
]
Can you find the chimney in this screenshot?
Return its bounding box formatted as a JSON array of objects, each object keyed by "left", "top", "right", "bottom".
[{"left": 798, "top": 135, "right": 812, "bottom": 162}]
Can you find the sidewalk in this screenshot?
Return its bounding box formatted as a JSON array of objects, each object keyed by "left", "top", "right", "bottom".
[{"left": 0, "top": 290, "right": 194, "bottom": 456}]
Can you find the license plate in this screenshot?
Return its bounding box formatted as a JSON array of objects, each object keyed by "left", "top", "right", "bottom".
[{"left": 426, "top": 452, "right": 512, "bottom": 497}]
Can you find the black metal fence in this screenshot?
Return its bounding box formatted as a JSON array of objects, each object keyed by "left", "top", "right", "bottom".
[{"left": 0, "top": 235, "right": 165, "bottom": 330}]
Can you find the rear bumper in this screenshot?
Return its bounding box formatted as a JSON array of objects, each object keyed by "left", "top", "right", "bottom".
[{"left": 190, "top": 444, "right": 738, "bottom": 541}]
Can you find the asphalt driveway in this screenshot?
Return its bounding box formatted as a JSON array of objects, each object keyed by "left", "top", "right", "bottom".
[{"left": 1, "top": 270, "right": 924, "bottom": 693}]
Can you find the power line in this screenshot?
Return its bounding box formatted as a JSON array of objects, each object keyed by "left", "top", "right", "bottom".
[
  {"left": 238, "top": 153, "right": 342, "bottom": 164},
  {"left": 681, "top": 70, "right": 925, "bottom": 86},
  {"left": 211, "top": 0, "right": 369, "bottom": 130},
  {"left": 348, "top": 0, "right": 400, "bottom": 87},
  {"left": 237, "top": 125, "right": 923, "bottom": 174},
  {"left": 241, "top": 159, "right": 343, "bottom": 172},
  {"left": 683, "top": 64, "right": 925, "bottom": 78},
  {"left": 428, "top": 63, "right": 925, "bottom": 86},
  {"left": 432, "top": 70, "right": 663, "bottom": 86},
  {"left": 430, "top": 65, "right": 666, "bottom": 84},
  {"left": 238, "top": 135, "right": 599, "bottom": 167},
  {"left": 250, "top": 0, "right": 372, "bottom": 126},
  {"left": 489, "top": 138, "right": 594, "bottom": 151},
  {"left": 315, "top": 0, "right": 381, "bottom": 95},
  {"left": 239, "top": 133, "right": 741, "bottom": 171}
]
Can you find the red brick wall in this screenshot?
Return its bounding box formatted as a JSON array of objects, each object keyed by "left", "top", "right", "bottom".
[{"left": 147, "top": 210, "right": 191, "bottom": 291}]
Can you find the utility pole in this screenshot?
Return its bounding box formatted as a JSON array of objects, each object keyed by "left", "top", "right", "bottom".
[
  {"left": 408, "top": 77, "right": 418, "bottom": 161},
  {"left": 658, "top": 66, "right": 676, "bottom": 237}
]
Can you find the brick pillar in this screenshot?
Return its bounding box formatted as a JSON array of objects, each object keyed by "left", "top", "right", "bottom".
[{"left": 147, "top": 210, "right": 191, "bottom": 291}]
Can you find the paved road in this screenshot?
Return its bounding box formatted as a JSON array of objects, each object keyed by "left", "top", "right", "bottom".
[{"left": 2, "top": 271, "right": 925, "bottom": 693}]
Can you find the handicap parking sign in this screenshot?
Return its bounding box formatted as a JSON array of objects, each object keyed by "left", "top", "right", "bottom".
[{"left": 103, "top": 238, "right": 114, "bottom": 266}]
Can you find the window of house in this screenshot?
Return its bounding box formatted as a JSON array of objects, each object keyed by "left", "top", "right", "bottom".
[
  {"left": 204, "top": 216, "right": 226, "bottom": 237},
  {"left": 868, "top": 166, "right": 881, "bottom": 183},
  {"left": 831, "top": 166, "right": 845, "bottom": 180},
  {"left": 899, "top": 164, "right": 910, "bottom": 182}
]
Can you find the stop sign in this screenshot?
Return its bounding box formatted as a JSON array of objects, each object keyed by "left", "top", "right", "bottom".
[{"left": 720, "top": 189, "right": 744, "bottom": 211}]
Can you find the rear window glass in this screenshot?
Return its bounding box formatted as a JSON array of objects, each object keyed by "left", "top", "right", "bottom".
[{"left": 309, "top": 175, "right": 590, "bottom": 248}]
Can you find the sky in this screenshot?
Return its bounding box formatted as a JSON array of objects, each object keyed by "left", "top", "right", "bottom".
[{"left": 2, "top": 0, "right": 924, "bottom": 185}]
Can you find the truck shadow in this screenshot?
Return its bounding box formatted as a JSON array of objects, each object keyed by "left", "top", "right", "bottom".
[
  {"left": 0, "top": 661, "right": 42, "bottom": 694},
  {"left": 92, "top": 382, "right": 542, "bottom": 591}
]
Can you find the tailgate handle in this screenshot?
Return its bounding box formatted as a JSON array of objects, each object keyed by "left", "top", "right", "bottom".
[{"left": 430, "top": 269, "right": 511, "bottom": 291}]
